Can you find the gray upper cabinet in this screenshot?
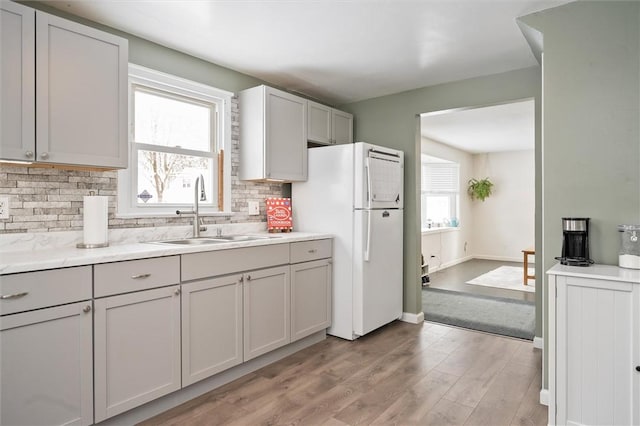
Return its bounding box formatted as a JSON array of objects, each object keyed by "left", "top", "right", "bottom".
[
  {"left": 1, "top": 2, "right": 128, "bottom": 168},
  {"left": 307, "top": 100, "right": 353, "bottom": 146},
  {"left": 239, "top": 85, "right": 307, "bottom": 182}
]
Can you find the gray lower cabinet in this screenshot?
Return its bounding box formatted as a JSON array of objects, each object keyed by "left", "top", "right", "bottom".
[
  {"left": 181, "top": 275, "right": 243, "bottom": 386},
  {"left": 290, "top": 258, "right": 332, "bottom": 342},
  {"left": 0, "top": 266, "right": 93, "bottom": 426},
  {"left": 243, "top": 265, "right": 291, "bottom": 361},
  {"left": 94, "top": 285, "right": 182, "bottom": 423}
]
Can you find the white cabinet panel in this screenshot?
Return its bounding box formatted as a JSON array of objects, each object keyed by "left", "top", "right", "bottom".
[
  {"left": 1, "top": 302, "right": 93, "bottom": 426},
  {"left": 243, "top": 265, "right": 290, "bottom": 361},
  {"left": 94, "top": 286, "right": 181, "bottom": 422},
  {"left": 307, "top": 100, "right": 353, "bottom": 146},
  {"left": 549, "top": 266, "right": 640, "bottom": 426},
  {"left": 0, "top": 1, "right": 35, "bottom": 162},
  {"left": 239, "top": 85, "right": 307, "bottom": 181},
  {"left": 0, "top": 3, "right": 127, "bottom": 167},
  {"left": 182, "top": 275, "right": 243, "bottom": 386},
  {"left": 291, "top": 259, "right": 331, "bottom": 342},
  {"left": 332, "top": 109, "right": 354, "bottom": 145},
  {"left": 35, "top": 12, "right": 127, "bottom": 167}
]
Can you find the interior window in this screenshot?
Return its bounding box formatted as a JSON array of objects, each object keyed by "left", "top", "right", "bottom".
[
  {"left": 117, "top": 65, "right": 232, "bottom": 216},
  {"left": 421, "top": 156, "right": 459, "bottom": 229}
]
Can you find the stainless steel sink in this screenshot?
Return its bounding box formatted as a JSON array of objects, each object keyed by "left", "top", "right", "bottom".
[
  {"left": 210, "top": 235, "right": 272, "bottom": 242},
  {"left": 153, "top": 238, "right": 227, "bottom": 245},
  {"left": 151, "top": 235, "right": 279, "bottom": 245}
]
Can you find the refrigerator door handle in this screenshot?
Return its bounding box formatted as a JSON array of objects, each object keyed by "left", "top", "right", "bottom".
[
  {"left": 365, "top": 157, "right": 372, "bottom": 209},
  {"left": 364, "top": 210, "right": 371, "bottom": 262}
]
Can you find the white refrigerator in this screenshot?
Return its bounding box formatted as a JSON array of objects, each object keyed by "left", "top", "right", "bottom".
[{"left": 292, "top": 142, "right": 404, "bottom": 340}]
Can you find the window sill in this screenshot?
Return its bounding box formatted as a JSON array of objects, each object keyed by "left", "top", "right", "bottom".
[{"left": 421, "top": 226, "right": 459, "bottom": 235}]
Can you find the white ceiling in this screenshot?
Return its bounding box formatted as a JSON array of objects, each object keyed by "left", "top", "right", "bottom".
[
  {"left": 41, "top": 0, "right": 570, "bottom": 105},
  {"left": 420, "top": 99, "right": 535, "bottom": 153}
]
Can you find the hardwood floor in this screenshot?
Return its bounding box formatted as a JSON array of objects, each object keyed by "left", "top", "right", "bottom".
[{"left": 140, "top": 321, "right": 547, "bottom": 426}]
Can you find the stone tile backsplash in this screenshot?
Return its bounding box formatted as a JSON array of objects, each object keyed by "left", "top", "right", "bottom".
[{"left": 0, "top": 97, "right": 284, "bottom": 234}]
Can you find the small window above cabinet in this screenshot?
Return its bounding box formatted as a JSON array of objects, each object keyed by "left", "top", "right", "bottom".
[
  {"left": 0, "top": 1, "right": 128, "bottom": 169},
  {"left": 307, "top": 101, "right": 353, "bottom": 146}
]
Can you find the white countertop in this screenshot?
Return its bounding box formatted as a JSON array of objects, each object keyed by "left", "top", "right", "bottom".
[
  {"left": 547, "top": 262, "right": 640, "bottom": 284},
  {"left": 0, "top": 230, "right": 332, "bottom": 275}
]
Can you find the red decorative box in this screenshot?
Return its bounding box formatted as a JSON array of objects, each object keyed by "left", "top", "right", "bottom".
[{"left": 266, "top": 198, "right": 293, "bottom": 232}]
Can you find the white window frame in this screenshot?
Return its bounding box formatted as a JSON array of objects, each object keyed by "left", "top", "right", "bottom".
[
  {"left": 421, "top": 159, "right": 460, "bottom": 229},
  {"left": 117, "top": 64, "right": 232, "bottom": 217}
]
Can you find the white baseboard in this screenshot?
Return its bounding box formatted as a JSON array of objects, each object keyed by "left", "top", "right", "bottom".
[
  {"left": 401, "top": 311, "right": 425, "bottom": 324},
  {"left": 533, "top": 336, "right": 543, "bottom": 349},
  {"left": 473, "top": 254, "right": 524, "bottom": 263},
  {"left": 539, "top": 388, "right": 549, "bottom": 406},
  {"left": 429, "top": 255, "right": 473, "bottom": 273}
]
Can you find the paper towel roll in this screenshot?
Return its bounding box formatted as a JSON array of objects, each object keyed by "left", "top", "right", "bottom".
[{"left": 83, "top": 196, "right": 108, "bottom": 246}]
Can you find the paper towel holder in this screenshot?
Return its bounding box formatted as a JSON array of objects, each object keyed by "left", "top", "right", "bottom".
[{"left": 77, "top": 191, "right": 109, "bottom": 249}]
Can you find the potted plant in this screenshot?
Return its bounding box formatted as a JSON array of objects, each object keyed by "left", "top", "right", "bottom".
[{"left": 468, "top": 178, "right": 494, "bottom": 201}]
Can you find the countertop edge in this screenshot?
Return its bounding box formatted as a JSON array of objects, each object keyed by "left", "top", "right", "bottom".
[
  {"left": 0, "top": 233, "right": 333, "bottom": 275},
  {"left": 546, "top": 262, "right": 640, "bottom": 284}
]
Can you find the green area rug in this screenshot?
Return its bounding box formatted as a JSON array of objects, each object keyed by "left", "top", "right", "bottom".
[{"left": 422, "top": 287, "right": 535, "bottom": 340}]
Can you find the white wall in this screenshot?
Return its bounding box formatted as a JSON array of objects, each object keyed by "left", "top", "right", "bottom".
[{"left": 471, "top": 150, "right": 535, "bottom": 261}]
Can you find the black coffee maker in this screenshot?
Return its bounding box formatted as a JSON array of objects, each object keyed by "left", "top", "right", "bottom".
[{"left": 556, "top": 217, "right": 594, "bottom": 266}]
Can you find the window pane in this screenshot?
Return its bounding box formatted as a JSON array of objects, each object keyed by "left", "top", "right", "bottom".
[
  {"left": 136, "top": 150, "right": 214, "bottom": 205},
  {"left": 134, "top": 87, "right": 213, "bottom": 152},
  {"left": 425, "top": 195, "right": 450, "bottom": 223}
]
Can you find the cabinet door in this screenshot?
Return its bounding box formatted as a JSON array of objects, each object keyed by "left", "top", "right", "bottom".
[
  {"left": 556, "top": 276, "right": 635, "bottom": 426},
  {"left": 243, "top": 265, "right": 290, "bottom": 361},
  {"left": 265, "top": 87, "right": 307, "bottom": 181},
  {"left": 307, "top": 101, "right": 332, "bottom": 145},
  {"left": 332, "top": 109, "right": 353, "bottom": 145},
  {"left": 94, "top": 286, "right": 181, "bottom": 422},
  {"left": 182, "top": 275, "right": 243, "bottom": 386},
  {"left": 0, "top": 1, "right": 35, "bottom": 162},
  {"left": 291, "top": 259, "right": 332, "bottom": 342},
  {"left": 1, "top": 302, "right": 93, "bottom": 426},
  {"left": 35, "top": 12, "right": 127, "bottom": 168}
]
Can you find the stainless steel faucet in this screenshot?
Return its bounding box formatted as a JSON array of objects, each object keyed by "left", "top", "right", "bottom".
[{"left": 176, "top": 174, "right": 207, "bottom": 238}]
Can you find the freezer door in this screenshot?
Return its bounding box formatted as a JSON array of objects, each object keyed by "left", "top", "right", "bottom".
[
  {"left": 354, "top": 143, "right": 404, "bottom": 210},
  {"left": 353, "top": 208, "right": 403, "bottom": 336}
]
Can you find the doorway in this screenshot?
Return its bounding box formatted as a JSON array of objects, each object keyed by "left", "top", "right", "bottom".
[{"left": 419, "top": 99, "right": 535, "bottom": 339}]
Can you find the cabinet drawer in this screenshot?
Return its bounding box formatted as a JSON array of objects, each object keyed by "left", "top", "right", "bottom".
[
  {"left": 94, "top": 256, "right": 180, "bottom": 298},
  {"left": 290, "top": 239, "right": 332, "bottom": 263},
  {"left": 0, "top": 266, "right": 92, "bottom": 315},
  {"left": 182, "top": 244, "right": 289, "bottom": 282}
]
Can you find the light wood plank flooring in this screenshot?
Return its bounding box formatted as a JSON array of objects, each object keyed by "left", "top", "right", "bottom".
[{"left": 140, "top": 321, "right": 546, "bottom": 426}]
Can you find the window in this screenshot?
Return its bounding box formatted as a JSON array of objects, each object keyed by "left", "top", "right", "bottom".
[
  {"left": 421, "top": 156, "right": 459, "bottom": 229},
  {"left": 117, "top": 65, "right": 232, "bottom": 216}
]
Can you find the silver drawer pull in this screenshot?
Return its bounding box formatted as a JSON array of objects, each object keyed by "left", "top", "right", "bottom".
[
  {"left": 308, "top": 249, "right": 317, "bottom": 253},
  {"left": 83, "top": 305, "right": 92, "bottom": 313},
  {"left": 0, "top": 292, "right": 29, "bottom": 300},
  {"left": 131, "top": 273, "right": 151, "bottom": 279}
]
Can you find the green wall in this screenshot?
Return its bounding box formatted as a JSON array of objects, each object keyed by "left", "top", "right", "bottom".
[
  {"left": 341, "top": 67, "right": 542, "bottom": 320},
  {"left": 520, "top": 0, "right": 640, "bottom": 390}
]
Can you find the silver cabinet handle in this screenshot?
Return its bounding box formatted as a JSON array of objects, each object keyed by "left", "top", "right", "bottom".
[
  {"left": 239, "top": 275, "right": 244, "bottom": 283},
  {"left": 246, "top": 275, "right": 251, "bottom": 281},
  {"left": 131, "top": 273, "right": 151, "bottom": 279},
  {"left": 174, "top": 288, "right": 181, "bottom": 296},
  {"left": 0, "top": 292, "right": 28, "bottom": 300},
  {"left": 40, "top": 152, "right": 49, "bottom": 160},
  {"left": 308, "top": 249, "right": 317, "bottom": 253},
  {"left": 24, "top": 150, "right": 34, "bottom": 158},
  {"left": 83, "top": 305, "right": 91, "bottom": 313}
]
